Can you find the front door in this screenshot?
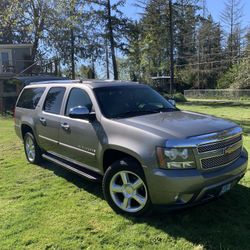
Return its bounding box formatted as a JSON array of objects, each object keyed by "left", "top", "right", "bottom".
[{"left": 58, "top": 87, "right": 100, "bottom": 172}]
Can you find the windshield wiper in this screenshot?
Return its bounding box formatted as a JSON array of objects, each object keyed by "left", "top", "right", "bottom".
[
  {"left": 112, "top": 107, "right": 179, "bottom": 119},
  {"left": 150, "top": 107, "right": 179, "bottom": 113},
  {"left": 113, "top": 110, "right": 159, "bottom": 118}
]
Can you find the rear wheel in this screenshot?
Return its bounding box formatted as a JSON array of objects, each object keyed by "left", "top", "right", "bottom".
[
  {"left": 24, "top": 132, "right": 42, "bottom": 164},
  {"left": 103, "top": 158, "right": 152, "bottom": 216}
]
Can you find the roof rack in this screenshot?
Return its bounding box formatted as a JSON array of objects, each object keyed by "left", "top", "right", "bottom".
[
  {"left": 30, "top": 79, "right": 82, "bottom": 85},
  {"left": 29, "top": 79, "right": 139, "bottom": 86}
]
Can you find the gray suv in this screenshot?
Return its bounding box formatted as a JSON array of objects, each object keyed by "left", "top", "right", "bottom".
[{"left": 14, "top": 80, "right": 248, "bottom": 216}]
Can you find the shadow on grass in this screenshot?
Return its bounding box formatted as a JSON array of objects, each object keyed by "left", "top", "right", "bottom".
[
  {"left": 129, "top": 184, "right": 250, "bottom": 250},
  {"left": 40, "top": 160, "right": 104, "bottom": 199},
  {"left": 39, "top": 160, "right": 250, "bottom": 250}
]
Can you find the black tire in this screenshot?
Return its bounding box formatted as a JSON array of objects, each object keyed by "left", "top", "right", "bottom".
[
  {"left": 103, "top": 157, "right": 152, "bottom": 216},
  {"left": 24, "top": 132, "right": 42, "bottom": 164}
]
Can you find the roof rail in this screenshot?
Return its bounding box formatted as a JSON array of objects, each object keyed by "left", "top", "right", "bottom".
[{"left": 30, "top": 79, "right": 82, "bottom": 85}]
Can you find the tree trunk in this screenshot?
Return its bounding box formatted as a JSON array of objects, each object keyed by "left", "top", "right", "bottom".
[
  {"left": 70, "top": 0, "right": 75, "bottom": 80},
  {"left": 105, "top": 37, "right": 110, "bottom": 79},
  {"left": 30, "top": 1, "right": 44, "bottom": 62},
  {"left": 107, "top": 0, "right": 118, "bottom": 80},
  {"left": 71, "top": 27, "right": 75, "bottom": 80},
  {"left": 169, "top": 0, "right": 174, "bottom": 94}
]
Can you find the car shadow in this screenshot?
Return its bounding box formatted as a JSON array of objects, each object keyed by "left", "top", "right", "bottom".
[
  {"left": 128, "top": 183, "right": 250, "bottom": 250},
  {"left": 39, "top": 160, "right": 250, "bottom": 250},
  {"left": 39, "top": 160, "right": 104, "bottom": 199}
]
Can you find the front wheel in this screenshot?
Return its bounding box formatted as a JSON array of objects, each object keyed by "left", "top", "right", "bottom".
[{"left": 103, "top": 158, "right": 152, "bottom": 216}]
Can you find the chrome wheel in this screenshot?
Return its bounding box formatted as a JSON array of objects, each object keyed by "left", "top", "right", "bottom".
[
  {"left": 25, "top": 136, "right": 36, "bottom": 162},
  {"left": 109, "top": 171, "right": 148, "bottom": 213}
]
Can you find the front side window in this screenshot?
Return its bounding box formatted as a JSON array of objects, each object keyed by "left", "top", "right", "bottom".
[
  {"left": 43, "top": 87, "right": 65, "bottom": 114},
  {"left": 65, "top": 88, "right": 93, "bottom": 116},
  {"left": 17, "top": 88, "right": 45, "bottom": 109}
]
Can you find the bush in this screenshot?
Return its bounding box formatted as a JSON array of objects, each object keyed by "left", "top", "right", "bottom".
[
  {"left": 173, "top": 93, "right": 187, "bottom": 102},
  {"left": 162, "top": 92, "right": 187, "bottom": 102}
]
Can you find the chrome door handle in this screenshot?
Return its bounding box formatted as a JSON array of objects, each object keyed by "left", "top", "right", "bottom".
[
  {"left": 61, "top": 123, "right": 70, "bottom": 131},
  {"left": 39, "top": 117, "right": 46, "bottom": 126}
]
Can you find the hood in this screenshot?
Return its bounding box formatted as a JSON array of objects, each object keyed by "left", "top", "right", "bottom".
[{"left": 116, "top": 111, "right": 238, "bottom": 139}]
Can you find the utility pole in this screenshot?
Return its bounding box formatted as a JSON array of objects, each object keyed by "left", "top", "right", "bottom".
[{"left": 169, "top": 0, "right": 175, "bottom": 95}]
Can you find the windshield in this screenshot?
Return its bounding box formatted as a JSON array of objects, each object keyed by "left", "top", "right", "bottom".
[{"left": 94, "top": 85, "right": 178, "bottom": 119}]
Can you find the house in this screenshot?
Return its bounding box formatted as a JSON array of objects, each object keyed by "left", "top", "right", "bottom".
[
  {"left": 0, "top": 44, "right": 33, "bottom": 75},
  {"left": 0, "top": 44, "right": 63, "bottom": 114}
]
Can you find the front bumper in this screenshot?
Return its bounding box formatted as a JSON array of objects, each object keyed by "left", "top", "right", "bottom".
[{"left": 145, "top": 149, "right": 248, "bottom": 206}]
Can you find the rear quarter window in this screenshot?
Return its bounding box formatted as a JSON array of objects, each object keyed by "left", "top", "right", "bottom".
[{"left": 16, "top": 88, "right": 45, "bottom": 109}]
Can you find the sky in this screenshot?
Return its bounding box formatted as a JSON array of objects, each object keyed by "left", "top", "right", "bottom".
[{"left": 121, "top": 0, "right": 250, "bottom": 28}]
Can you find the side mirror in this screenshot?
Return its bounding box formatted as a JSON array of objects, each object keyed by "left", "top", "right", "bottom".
[
  {"left": 168, "top": 99, "right": 176, "bottom": 107},
  {"left": 69, "top": 106, "right": 95, "bottom": 120}
]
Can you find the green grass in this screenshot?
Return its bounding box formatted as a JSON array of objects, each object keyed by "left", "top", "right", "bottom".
[{"left": 0, "top": 101, "right": 249, "bottom": 250}]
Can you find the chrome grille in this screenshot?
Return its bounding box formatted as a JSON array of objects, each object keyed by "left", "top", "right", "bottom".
[
  {"left": 201, "top": 147, "right": 242, "bottom": 169},
  {"left": 198, "top": 135, "right": 242, "bottom": 153}
]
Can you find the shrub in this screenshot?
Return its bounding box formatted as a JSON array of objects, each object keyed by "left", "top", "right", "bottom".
[{"left": 162, "top": 92, "right": 187, "bottom": 102}]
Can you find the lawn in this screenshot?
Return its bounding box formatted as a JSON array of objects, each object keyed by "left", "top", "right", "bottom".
[{"left": 0, "top": 101, "right": 249, "bottom": 250}]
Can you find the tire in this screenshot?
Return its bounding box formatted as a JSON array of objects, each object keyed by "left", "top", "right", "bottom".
[
  {"left": 24, "top": 132, "right": 42, "bottom": 164},
  {"left": 103, "top": 157, "right": 152, "bottom": 216}
]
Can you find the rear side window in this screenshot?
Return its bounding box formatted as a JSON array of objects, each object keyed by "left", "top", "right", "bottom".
[
  {"left": 43, "top": 87, "right": 65, "bottom": 114},
  {"left": 17, "top": 88, "right": 45, "bottom": 109}
]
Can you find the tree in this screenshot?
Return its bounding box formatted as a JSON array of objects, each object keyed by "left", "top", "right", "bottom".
[
  {"left": 196, "top": 16, "right": 223, "bottom": 88},
  {"left": 220, "top": 0, "right": 244, "bottom": 63},
  {"left": 137, "top": 0, "right": 170, "bottom": 81},
  {"left": 0, "top": 0, "right": 21, "bottom": 44},
  {"left": 90, "top": 0, "right": 129, "bottom": 80},
  {"left": 46, "top": 0, "right": 92, "bottom": 79},
  {"left": 126, "top": 21, "right": 143, "bottom": 82},
  {"left": 217, "top": 58, "right": 250, "bottom": 89},
  {"left": 174, "top": 0, "right": 199, "bottom": 66}
]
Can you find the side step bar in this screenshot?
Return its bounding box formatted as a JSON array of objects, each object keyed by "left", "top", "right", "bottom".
[{"left": 42, "top": 153, "right": 102, "bottom": 182}]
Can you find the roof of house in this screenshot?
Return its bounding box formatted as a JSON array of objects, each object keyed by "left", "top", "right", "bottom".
[
  {"left": 9, "top": 76, "right": 69, "bottom": 86},
  {"left": 0, "top": 44, "right": 33, "bottom": 49}
]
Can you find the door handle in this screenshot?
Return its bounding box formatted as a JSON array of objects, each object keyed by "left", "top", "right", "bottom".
[
  {"left": 39, "top": 117, "right": 46, "bottom": 126},
  {"left": 61, "top": 123, "right": 70, "bottom": 131}
]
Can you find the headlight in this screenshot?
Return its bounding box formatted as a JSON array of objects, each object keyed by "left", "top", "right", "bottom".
[{"left": 156, "top": 147, "right": 196, "bottom": 169}]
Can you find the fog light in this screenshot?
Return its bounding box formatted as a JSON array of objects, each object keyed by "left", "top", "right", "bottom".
[
  {"left": 167, "top": 161, "right": 195, "bottom": 169},
  {"left": 175, "top": 194, "right": 194, "bottom": 204}
]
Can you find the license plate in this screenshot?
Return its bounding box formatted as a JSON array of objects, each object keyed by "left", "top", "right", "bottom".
[{"left": 219, "top": 183, "right": 231, "bottom": 196}]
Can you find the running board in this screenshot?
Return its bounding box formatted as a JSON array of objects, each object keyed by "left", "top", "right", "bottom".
[{"left": 42, "top": 153, "right": 102, "bottom": 182}]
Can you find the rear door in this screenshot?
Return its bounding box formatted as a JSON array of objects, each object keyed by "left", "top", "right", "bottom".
[{"left": 36, "top": 87, "right": 66, "bottom": 154}]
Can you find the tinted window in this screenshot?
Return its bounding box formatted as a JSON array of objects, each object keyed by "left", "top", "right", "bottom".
[
  {"left": 94, "top": 85, "right": 177, "bottom": 118},
  {"left": 65, "top": 88, "right": 93, "bottom": 116},
  {"left": 43, "top": 87, "right": 65, "bottom": 114},
  {"left": 17, "top": 88, "right": 45, "bottom": 109}
]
